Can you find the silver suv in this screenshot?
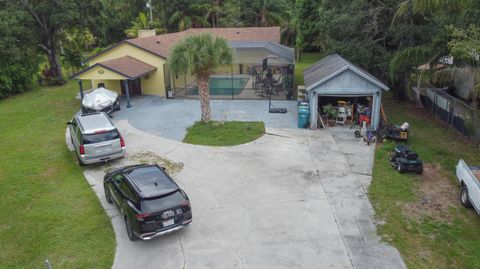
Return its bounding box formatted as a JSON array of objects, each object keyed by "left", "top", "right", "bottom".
[{"left": 67, "top": 112, "right": 126, "bottom": 166}]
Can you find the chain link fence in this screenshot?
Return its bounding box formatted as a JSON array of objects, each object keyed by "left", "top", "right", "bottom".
[{"left": 420, "top": 87, "right": 480, "bottom": 140}]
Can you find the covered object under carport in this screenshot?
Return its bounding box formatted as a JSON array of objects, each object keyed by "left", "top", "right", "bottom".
[{"left": 303, "top": 54, "right": 389, "bottom": 129}]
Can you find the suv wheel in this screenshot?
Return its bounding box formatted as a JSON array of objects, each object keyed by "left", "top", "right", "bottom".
[
  {"left": 77, "top": 155, "right": 86, "bottom": 166},
  {"left": 125, "top": 217, "right": 138, "bottom": 241},
  {"left": 460, "top": 186, "right": 473, "bottom": 209},
  {"left": 104, "top": 185, "right": 113, "bottom": 204}
]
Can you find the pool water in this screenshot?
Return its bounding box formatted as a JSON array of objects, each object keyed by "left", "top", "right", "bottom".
[{"left": 191, "top": 77, "right": 248, "bottom": 95}]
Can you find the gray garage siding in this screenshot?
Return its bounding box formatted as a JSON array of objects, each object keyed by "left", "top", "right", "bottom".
[{"left": 304, "top": 54, "right": 389, "bottom": 129}]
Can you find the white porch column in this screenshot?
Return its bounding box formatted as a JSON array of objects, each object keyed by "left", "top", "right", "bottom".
[
  {"left": 371, "top": 90, "right": 381, "bottom": 129},
  {"left": 310, "top": 93, "right": 318, "bottom": 129}
]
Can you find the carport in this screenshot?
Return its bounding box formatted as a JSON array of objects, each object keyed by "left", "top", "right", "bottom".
[{"left": 304, "top": 54, "right": 389, "bottom": 129}]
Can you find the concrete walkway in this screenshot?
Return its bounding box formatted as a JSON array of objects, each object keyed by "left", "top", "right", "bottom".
[
  {"left": 317, "top": 128, "right": 406, "bottom": 269},
  {"left": 112, "top": 97, "right": 298, "bottom": 141},
  {"left": 74, "top": 118, "right": 406, "bottom": 269}
]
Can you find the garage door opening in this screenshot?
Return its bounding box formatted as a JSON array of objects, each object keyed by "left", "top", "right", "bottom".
[
  {"left": 317, "top": 96, "right": 373, "bottom": 127},
  {"left": 303, "top": 54, "right": 390, "bottom": 129}
]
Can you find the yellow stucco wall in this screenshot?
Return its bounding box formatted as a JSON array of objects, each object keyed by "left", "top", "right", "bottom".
[
  {"left": 77, "top": 65, "right": 127, "bottom": 80},
  {"left": 91, "top": 79, "right": 122, "bottom": 94},
  {"left": 86, "top": 43, "right": 167, "bottom": 96},
  {"left": 173, "top": 70, "right": 196, "bottom": 89}
]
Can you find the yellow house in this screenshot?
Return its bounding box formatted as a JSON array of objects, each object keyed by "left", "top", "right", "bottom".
[{"left": 72, "top": 27, "right": 294, "bottom": 100}]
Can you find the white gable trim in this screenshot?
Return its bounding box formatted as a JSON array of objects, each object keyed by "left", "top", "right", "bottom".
[{"left": 306, "top": 65, "right": 389, "bottom": 91}]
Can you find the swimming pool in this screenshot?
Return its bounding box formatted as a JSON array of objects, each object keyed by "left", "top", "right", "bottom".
[{"left": 190, "top": 77, "right": 249, "bottom": 95}]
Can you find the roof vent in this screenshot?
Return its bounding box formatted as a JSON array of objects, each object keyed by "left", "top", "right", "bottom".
[
  {"left": 237, "top": 31, "right": 240, "bottom": 34},
  {"left": 156, "top": 41, "right": 161, "bottom": 44}
]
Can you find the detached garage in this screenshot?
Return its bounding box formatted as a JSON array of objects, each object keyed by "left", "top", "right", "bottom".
[{"left": 304, "top": 54, "right": 389, "bottom": 129}]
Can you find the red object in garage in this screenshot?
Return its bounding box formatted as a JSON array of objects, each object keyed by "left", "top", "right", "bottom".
[{"left": 359, "top": 114, "right": 371, "bottom": 126}]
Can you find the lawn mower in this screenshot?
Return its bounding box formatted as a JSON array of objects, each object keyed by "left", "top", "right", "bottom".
[
  {"left": 385, "top": 122, "right": 409, "bottom": 141},
  {"left": 389, "top": 145, "right": 423, "bottom": 174}
]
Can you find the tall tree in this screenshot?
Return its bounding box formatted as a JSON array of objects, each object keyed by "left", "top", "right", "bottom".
[
  {"left": 18, "top": 0, "right": 101, "bottom": 84},
  {"left": 202, "top": 0, "right": 223, "bottom": 28},
  {"left": 217, "top": 0, "right": 243, "bottom": 27},
  {"left": 432, "top": 25, "right": 480, "bottom": 107},
  {"left": 239, "top": 0, "right": 288, "bottom": 27},
  {"left": 95, "top": 0, "right": 145, "bottom": 46},
  {"left": 389, "top": 0, "right": 478, "bottom": 99},
  {"left": 162, "top": 0, "right": 209, "bottom": 31},
  {"left": 62, "top": 28, "right": 95, "bottom": 74},
  {"left": 0, "top": 3, "right": 39, "bottom": 98},
  {"left": 168, "top": 34, "right": 233, "bottom": 121}
]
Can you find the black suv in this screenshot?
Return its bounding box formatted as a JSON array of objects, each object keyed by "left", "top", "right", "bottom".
[{"left": 103, "top": 164, "right": 192, "bottom": 241}]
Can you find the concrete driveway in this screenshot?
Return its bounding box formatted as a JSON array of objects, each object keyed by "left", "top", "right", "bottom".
[
  {"left": 76, "top": 110, "right": 405, "bottom": 269},
  {"left": 112, "top": 97, "right": 298, "bottom": 141}
]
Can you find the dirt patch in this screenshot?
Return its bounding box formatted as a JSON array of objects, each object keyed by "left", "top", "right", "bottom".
[
  {"left": 402, "top": 163, "right": 459, "bottom": 223},
  {"left": 96, "top": 151, "right": 183, "bottom": 176}
]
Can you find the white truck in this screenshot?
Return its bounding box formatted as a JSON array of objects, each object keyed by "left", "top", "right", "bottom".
[{"left": 456, "top": 159, "right": 480, "bottom": 212}]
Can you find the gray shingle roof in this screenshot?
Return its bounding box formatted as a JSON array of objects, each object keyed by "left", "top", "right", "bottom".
[
  {"left": 229, "top": 41, "right": 294, "bottom": 64},
  {"left": 303, "top": 54, "right": 389, "bottom": 91}
]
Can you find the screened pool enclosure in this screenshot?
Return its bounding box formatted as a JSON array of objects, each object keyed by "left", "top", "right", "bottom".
[{"left": 167, "top": 41, "right": 295, "bottom": 100}]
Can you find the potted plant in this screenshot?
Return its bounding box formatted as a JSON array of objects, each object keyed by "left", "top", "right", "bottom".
[{"left": 323, "top": 104, "right": 338, "bottom": 127}]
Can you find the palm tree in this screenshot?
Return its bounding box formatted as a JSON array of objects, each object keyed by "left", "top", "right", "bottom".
[
  {"left": 203, "top": 0, "right": 223, "bottom": 28},
  {"left": 394, "top": 0, "right": 471, "bottom": 20},
  {"left": 254, "top": 0, "right": 288, "bottom": 27},
  {"left": 169, "top": 5, "right": 209, "bottom": 32},
  {"left": 125, "top": 12, "right": 166, "bottom": 38},
  {"left": 61, "top": 28, "right": 95, "bottom": 74},
  {"left": 168, "top": 34, "right": 233, "bottom": 122}
]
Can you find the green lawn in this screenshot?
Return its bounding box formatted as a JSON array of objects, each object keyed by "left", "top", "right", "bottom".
[
  {"left": 0, "top": 81, "right": 115, "bottom": 268},
  {"left": 183, "top": 121, "right": 265, "bottom": 146},
  {"left": 370, "top": 96, "right": 480, "bottom": 269},
  {"left": 295, "top": 52, "right": 323, "bottom": 86}
]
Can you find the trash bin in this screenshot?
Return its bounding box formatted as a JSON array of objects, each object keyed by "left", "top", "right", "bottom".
[{"left": 298, "top": 107, "right": 310, "bottom": 128}]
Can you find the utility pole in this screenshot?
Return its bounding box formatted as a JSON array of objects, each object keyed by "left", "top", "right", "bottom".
[{"left": 146, "top": 0, "right": 153, "bottom": 26}]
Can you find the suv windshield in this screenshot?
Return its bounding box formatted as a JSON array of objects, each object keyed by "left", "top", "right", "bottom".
[
  {"left": 141, "top": 191, "right": 185, "bottom": 212},
  {"left": 83, "top": 129, "right": 119, "bottom": 144}
]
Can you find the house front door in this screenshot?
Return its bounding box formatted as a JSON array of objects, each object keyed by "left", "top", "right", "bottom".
[{"left": 121, "top": 78, "right": 142, "bottom": 96}]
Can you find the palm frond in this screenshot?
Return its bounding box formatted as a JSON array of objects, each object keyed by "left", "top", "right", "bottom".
[
  {"left": 168, "top": 34, "right": 233, "bottom": 77},
  {"left": 389, "top": 46, "right": 437, "bottom": 79},
  {"left": 394, "top": 0, "right": 472, "bottom": 22}
]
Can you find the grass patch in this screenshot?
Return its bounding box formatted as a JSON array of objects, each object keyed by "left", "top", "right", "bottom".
[
  {"left": 370, "top": 96, "right": 480, "bottom": 269},
  {"left": 0, "top": 81, "right": 115, "bottom": 268},
  {"left": 295, "top": 52, "right": 323, "bottom": 86},
  {"left": 183, "top": 121, "right": 265, "bottom": 146}
]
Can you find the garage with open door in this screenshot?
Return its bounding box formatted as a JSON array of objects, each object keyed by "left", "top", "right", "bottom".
[{"left": 303, "top": 54, "right": 389, "bottom": 129}]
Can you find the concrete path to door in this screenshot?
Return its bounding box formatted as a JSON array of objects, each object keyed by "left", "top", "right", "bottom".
[
  {"left": 112, "top": 96, "right": 298, "bottom": 141},
  {"left": 72, "top": 107, "right": 406, "bottom": 269}
]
